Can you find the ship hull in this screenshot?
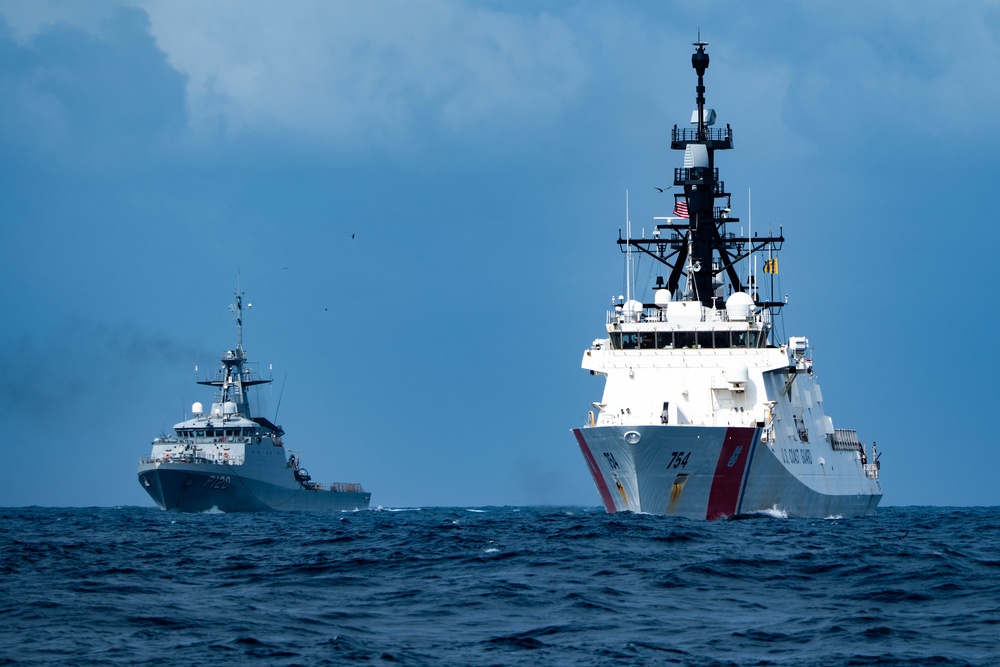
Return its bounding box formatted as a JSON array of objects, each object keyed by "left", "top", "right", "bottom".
[
  {"left": 137, "top": 461, "right": 371, "bottom": 513},
  {"left": 573, "top": 425, "right": 881, "bottom": 519}
]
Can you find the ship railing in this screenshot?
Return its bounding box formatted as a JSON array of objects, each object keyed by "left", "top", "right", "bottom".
[
  {"left": 140, "top": 455, "right": 245, "bottom": 465},
  {"left": 671, "top": 126, "right": 733, "bottom": 144},
  {"left": 176, "top": 436, "right": 252, "bottom": 446},
  {"left": 863, "top": 463, "right": 879, "bottom": 479},
  {"left": 206, "top": 361, "right": 266, "bottom": 384},
  {"left": 674, "top": 167, "right": 719, "bottom": 185},
  {"left": 608, "top": 304, "right": 743, "bottom": 324}
]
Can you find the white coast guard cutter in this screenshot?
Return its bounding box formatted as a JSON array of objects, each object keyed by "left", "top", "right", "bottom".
[{"left": 572, "top": 42, "right": 882, "bottom": 519}]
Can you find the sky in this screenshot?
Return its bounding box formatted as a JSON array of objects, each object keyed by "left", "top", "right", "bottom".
[{"left": 1, "top": 1, "right": 999, "bottom": 509}]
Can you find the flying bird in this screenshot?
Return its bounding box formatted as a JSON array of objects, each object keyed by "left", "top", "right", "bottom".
[{"left": 654, "top": 186, "right": 672, "bottom": 192}]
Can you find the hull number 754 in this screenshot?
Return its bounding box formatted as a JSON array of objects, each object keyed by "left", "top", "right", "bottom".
[{"left": 668, "top": 451, "right": 691, "bottom": 469}]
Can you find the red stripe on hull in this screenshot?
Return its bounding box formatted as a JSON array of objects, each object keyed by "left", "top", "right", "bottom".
[
  {"left": 706, "top": 427, "right": 755, "bottom": 520},
  {"left": 572, "top": 429, "right": 617, "bottom": 513}
]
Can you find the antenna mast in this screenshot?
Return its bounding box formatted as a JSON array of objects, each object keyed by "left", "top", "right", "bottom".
[
  {"left": 617, "top": 39, "right": 785, "bottom": 313},
  {"left": 626, "top": 190, "right": 632, "bottom": 304}
]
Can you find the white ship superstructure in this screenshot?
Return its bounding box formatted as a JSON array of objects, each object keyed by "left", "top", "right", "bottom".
[
  {"left": 138, "top": 290, "right": 370, "bottom": 513},
  {"left": 573, "top": 42, "right": 882, "bottom": 519}
]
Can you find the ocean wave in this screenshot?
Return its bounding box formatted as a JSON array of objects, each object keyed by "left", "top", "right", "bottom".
[{"left": 1, "top": 505, "right": 997, "bottom": 665}]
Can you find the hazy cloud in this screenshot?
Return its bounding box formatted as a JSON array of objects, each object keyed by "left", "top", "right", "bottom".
[
  {"left": 0, "top": 7, "right": 186, "bottom": 167},
  {"left": 139, "top": 1, "right": 587, "bottom": 156}
]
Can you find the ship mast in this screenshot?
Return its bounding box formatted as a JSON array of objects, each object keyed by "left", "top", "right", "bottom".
[
  {"left": 198, "top": 288, "right": 272, "bottom": 418},
  {"left": 617, "top": 40, "right": 785, "bottom": 312}
]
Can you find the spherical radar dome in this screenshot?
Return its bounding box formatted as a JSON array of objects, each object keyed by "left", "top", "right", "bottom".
[{"left": 725, "top": 292, "right": 755, "bottom": 322}]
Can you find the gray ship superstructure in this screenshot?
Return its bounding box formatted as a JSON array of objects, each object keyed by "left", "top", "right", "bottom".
[
  {"left": 572, "top": 41, "right": 882, "bottom": 519},
  {"left": 138, "top": 291, "right": 370, "bottom": 512}
]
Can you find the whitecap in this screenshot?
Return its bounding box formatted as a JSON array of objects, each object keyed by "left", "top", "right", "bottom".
[
  {"left": 754, "top": 505, "right": 788, "bottom": 519},
  {"left": 379, "top": 507, "right": 423, "bottom": 512}
]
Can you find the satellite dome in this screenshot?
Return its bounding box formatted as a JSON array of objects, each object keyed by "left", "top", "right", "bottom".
[
  {"left": 654, "top": 289, "right": 672, "bottom": 308},
  {"left": 622, "top": 299, "right": 644, "bottom": 322},
  {"left": 725, "top": 292, "right": 755, "bottom": 322},
  {"left": 192, "top": 402, "right": 204, "bottom": 416}
]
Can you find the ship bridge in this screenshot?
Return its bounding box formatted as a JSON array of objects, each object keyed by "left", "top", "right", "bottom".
[
  {"left": 603, "top": 288, "right": 771, "bottom": 350},
  {"left": 607, "top": 328, "right": 768, "bottom": 350}
]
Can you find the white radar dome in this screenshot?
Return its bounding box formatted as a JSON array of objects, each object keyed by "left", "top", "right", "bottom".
[
  {"left": 223, "top": 401, "right": 238, "bottom": 415},
  {"left": 622, "top": 299, "right": 644, "bottom": 322},
  {"left": 191, "top": 402, "right": 204, "bottom": 415},
  {"left": 725, "top": 292, "right": 755, "bottom": 322},
  {"left": 654, "top": 289, "right": 672, "bottom": 308}
]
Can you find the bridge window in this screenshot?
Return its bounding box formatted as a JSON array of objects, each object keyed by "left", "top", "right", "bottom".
[
  {"left": 733, "top": 331, "right": 752, "bottom": 348},
  {"left": 609, "top": 330, "right": 764, "bottom": 349},
  {"left": 674, "top": 332, "right": 695, "bottom": 348}
]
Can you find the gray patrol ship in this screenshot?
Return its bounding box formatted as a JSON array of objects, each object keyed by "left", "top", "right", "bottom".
[{"left": 138, "top": 290, "right": 370, "bottom": 512}]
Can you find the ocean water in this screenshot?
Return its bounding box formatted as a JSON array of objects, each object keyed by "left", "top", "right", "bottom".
[{"left": 1, "top": 506, "right": 997, "bottom": 666}]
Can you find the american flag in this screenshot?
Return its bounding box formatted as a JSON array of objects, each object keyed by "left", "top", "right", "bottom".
[{"left": 673, "top": 200, "right": 689, "bottom": 218}]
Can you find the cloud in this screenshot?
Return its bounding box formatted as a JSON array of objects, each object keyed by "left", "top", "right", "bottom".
[
  {"left": 0, "top": 6, "right": 187, "bottom": 168},
  {"left": 729, "top": 3, "right": 1000, "bottom": 154},
  {"left": 138, "top": 1, "right": 588, "bottom": 157}
]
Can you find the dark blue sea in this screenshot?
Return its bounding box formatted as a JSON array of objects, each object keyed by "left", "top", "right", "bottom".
[{"left": 1, "top": 506, "right": 997, "bottom": 666}]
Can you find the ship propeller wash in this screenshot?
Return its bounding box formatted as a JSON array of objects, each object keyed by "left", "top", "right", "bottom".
[
  {"left": 138, "top": 291, "right": 370, "bottom": 512},
  {"left": 573, "top": 42, "right": 882, "bottom": 519}
]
